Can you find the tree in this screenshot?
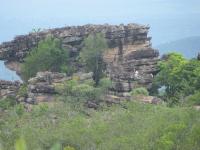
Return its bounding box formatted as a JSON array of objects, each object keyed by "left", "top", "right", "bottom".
[
  {"left": 152, "top": 52, "right": 200, "bottom": 105},
  {"left": 21, "top": 35, "right": 69, "bottom": 81},
  {"left": 80, "top": 33, "right": 108, "bottom": 86}
]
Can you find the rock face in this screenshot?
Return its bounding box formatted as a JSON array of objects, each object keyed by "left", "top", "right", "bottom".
[
  {"left": 0, "top": 23, "right": 159, "bottom": 95},
  {"left": 25, "top": 72, "right": 67, "bottom": 104},
  {"left": 24, "top": 71, "right": 93, "bottom": 104},
  {"left": 0, "top": 80, "right": 21, "bottom": 98},
  {"left": 131, "top": 95, "right": 161, "bottom": 105}
]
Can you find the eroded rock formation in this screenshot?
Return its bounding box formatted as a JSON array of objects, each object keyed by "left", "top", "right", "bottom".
[
  {"left": 0, "top": 24, "right": 153, "bottom": 61},
  {"left": 0, "top": 80, "right": 21, "bottom": 98},
  {"left": 22, "top": 71, "right": 93, "bottom": 104},
  {"left": 0, "top": 23, "right": 159, "bottom": 99}
]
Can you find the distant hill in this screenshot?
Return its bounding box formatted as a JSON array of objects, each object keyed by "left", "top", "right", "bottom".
[{"left": 155, "top": 36, "right": 200, "bottom": 58}]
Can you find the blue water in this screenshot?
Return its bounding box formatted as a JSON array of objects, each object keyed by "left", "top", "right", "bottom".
[{"left": 0, "top": 61, "right": 21, "bottom": 81}]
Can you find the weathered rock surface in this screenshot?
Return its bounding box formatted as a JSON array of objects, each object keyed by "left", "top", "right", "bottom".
[
  {"left": 0, "top": 24, "right": 152, "bottom": 62},
  {"left": 0, "top": 80, "right": 21, "bottom": 98},
  {"left": 131, "top": 95, "right": 161, "bottom": 105},
  {"left": 25, "top": 72, "right": 67, "bottom": 104},
  {"left": 0, "top": 23, "right": 159, "bottom": 98},
  {"left": 24, "top": 71, "right": 93, "bottom": 104}
]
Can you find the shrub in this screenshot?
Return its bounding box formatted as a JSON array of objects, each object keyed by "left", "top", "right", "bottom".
[
  {"left": 71, "top": 84, "right": 95, "bottom": 98},
  {"left": 60, "top": 65, "right": 75, "bottom": 76},
  {"left": 155, "top": 123, "right": 186, "bottom": 150},
  {"left": 0, "top": 97, "right": 16, "bottom": 110},
  {"left": 82, "top": 79, "right": 95, "bottom": 86},
  {"left": 21, "top": 36, "right": 69, "bottom": 81},
  {"left": 184, "top": 91, "right": 200, "bottom": 106},
  {"left": 56, "top": 79, "right": 78, "bottom": 96},
  {"left": 31, "top": 103, "right": 49, "bottom": 117},
  {"left": 14, "top": 104, "right": 25, "bottom": 116},
  {"left": 98, "top": 78, "right": 112, "bottom": 91},
  {"left": 130, "top": 87, "right": 149, "bottom": 96},
  {"left": 50, "top": 143, "right": 62, "bottom": 150},
  {"left": 17, "top": 84, "right": 28, "bottom": 97}
]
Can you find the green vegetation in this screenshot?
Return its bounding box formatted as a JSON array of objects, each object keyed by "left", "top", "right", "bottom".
[
  {"left": 0, "top": 101, "right": 200, "bottom": 150},
  {"left": 14, "top": 137, "right": 27, "bottom": 150},
  {"left": 55, "top": 77, "right": 111, "bottom": 109},
  {"left": 0, "top": 97, "right": 16, "bottom": 110},
  {"left": 80, "top": 33, "right": 108, "bottom": 86},
  {"left": 17, "top": 84, "right": 28, "bottom": 97},
  {"left": 184, "top": 91, "right": 200, "bottom": 106},
  {"left": 21, "top": 36, "right": 69, "bottom": 81},
  {"left": 2, "top": 31, "right": 200, "bottom": 150},
  {"left": 131, "top": 87, "right": 149, "bottom": 96},
  {"left": 152, "top": 53, "right": 200, "bottom": 106}
]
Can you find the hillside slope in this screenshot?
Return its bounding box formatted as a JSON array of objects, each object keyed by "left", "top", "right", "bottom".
[
  {"left": 155, "top": 36, "right": 200, "bottom": 58},
  {"left": 0, "top": 101, "right": 200, "bottom": 150}
]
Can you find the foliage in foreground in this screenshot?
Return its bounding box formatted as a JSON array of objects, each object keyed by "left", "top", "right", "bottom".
[
  {"left": 0, "top": 101, "right": 200, "bottom": 150},
  {"left": 21, "top": 36, "right": 69, "bottom": 81}
]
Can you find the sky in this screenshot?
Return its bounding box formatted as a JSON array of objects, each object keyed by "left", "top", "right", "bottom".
[
  {"left": 0, "top": 0, "right": 200, "bottom": 80},
  {"left": 1, "top": 0, "right": 200, "bottom": 44}
]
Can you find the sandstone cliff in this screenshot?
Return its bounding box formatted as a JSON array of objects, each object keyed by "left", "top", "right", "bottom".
[{"left": 0, "top": 23, "right": 159, "bottom": 99}]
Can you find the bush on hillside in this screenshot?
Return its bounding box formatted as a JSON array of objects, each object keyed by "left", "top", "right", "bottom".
[
  {"left": 152, "top": 52, "right": 200, "bottom": 106},
  {"left": 55, "top": 78, "right": 112, "bottom": 108},
  {"left": 17, "top": 84, "right": 28, "bottom": 97},
  {"left": 0, "top": 97, "right": 16, "bottom": 110},
  {"left": 131, "top": 87, "right": 149, "bottom": 96},
  {"left": 184, "top": 91, "right": 200, "bottom": 106},
  {"left": 21, "top": 36, "right": 69, "bottom": 81},
  {"left": 98, "top": 77, "right": 112, "bottom": 91}
]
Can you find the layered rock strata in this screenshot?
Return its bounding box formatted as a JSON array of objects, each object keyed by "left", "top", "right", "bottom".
[
  {"left": 23, "top": 71, "right": 93, "bottom": 104},
  {"left": 0, "top": 80, "right": 21, "bottom": 98},
  {"left": 0, "top": 23, "right": 159, "bottom": 95}
]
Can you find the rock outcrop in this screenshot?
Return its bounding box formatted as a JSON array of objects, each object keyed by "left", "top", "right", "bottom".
[
  {"left": 0, "top": 24, "right": 153, "bottom": 61},
  {"left": 0, "top": 23, "right": 159, "bottom": 96},
  {"left": 0, "top": 80, "right": 21, "bottom": 98},
  {"left": 22, "top": 71, "right": 93, "bottom": 104},
  {"left": 25, "top": 72, "right": 67, "bottom": 104}
]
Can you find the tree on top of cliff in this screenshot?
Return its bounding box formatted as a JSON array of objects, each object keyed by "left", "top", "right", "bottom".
[
  {"left": 21, "top": 35, "right": 69, "bottom": 81},
  {"left": 80, "top": 33, "right": 108, "bottom": 86}
]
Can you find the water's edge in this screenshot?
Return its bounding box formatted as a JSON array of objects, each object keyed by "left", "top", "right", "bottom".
[{"left": 0, "top": 61, "right": 21, "bottom": 81}]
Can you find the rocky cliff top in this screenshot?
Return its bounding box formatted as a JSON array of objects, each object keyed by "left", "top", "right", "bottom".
[{"left": 0, "top": 23, "right": 150, "bottom": 62}]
